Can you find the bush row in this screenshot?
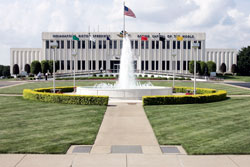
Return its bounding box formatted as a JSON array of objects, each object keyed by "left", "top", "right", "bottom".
[
  {"left": 174, "top": 87, "right": 216, "bottom": 94},
  {"left": 23, "top": 87, "right": 109, "bottom": 106},
  {"left": 143, "top": 88, "right": 227, "bottom": 105}
]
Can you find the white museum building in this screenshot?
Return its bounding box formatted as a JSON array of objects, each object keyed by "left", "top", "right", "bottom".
[{"left": 10, "top": 32, "right": 238, "bottom": 75}]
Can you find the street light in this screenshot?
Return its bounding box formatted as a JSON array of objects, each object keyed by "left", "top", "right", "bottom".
[
  {"left": 192, "top": 42, "right": 200, "bottom": 95},
  {"left": 72, "top": 50, "right": 77, "bottom": 92},
  {"left": 50, "top": 41, "right": 58, "bottom": 93},
  {"left": 172, "top": 50, "right": 177, "bottom": 88}
]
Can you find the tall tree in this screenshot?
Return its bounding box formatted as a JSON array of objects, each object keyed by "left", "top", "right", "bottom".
[
  {"left": 31, "top": 61, "right": 41, "bottom": 75},
  {"left": 41, "top": 60, "right": 50, "bottom": 74},
  {"left": 188, "top": 61, "right": 201, "bottom": 74},
  {"left": 237, "top": 46, "right": 250, "bottom": 75},
  {"left": 48, "top": 60, "right": 59, "bottom": 74},
  {"left": 13, "top": 64, "right": 19, "bottom": 76},
  {"left": 219, "top": 63, "right": 227, "bottom": 75},
  {"left": 231, "top": 64, "right": 238, "bottom": 75},
  {"left": 0, "top": 65, "right": 3, "bottom": 77},
  {"left": 24, "top": 64, "right": 31, "bottom": 74},
  {"left": 207, "top": 61, "right": 216, "bottom": 75},
  {"left": 200, "top": 61, "right": 207, "bottom": 75},
  {"left": 2, "top": 66, "right": 10, "bottom": 77}
]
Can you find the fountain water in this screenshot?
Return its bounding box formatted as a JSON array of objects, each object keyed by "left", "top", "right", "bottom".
[{"left": 76, "top": 36, "right": 172, "bottom": 99}]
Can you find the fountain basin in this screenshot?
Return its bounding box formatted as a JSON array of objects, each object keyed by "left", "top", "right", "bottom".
[{"left": 76, "top": 86, "right": 172, "bottom": 100}]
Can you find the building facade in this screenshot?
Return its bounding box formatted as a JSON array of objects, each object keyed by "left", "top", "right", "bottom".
[{"left": 10, "top": 32, "right": 238, "bottom": 74}]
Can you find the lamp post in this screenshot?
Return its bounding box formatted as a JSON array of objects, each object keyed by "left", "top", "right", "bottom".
[
  {"left": 172, "top": 51, "right": 177, "bottom": 88},
  {"left": 72, "top": 50, "right": 77, "bottom": 92},
  {"left": 192, "top": 42, "right": 200, "bottom": 95},
  {"left": 50, "top": 41, "right": 58, "bottom": 93}
]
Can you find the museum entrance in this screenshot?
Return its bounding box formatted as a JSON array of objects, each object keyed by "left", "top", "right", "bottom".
[{"left": 110, "top": 60, "right": 120, "bottom": 73}]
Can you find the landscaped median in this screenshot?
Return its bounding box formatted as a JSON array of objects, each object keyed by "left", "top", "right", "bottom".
[
  {"left": 143, "top": 87, "right": 227, "bottom": 105},
  {"left": 23, "top": 86, "right": 109, "bottom": 106}
]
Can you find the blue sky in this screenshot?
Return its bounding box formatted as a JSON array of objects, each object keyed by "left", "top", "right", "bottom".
[{"left": 0, "top": 0, "right": 250, "bottom": 65}]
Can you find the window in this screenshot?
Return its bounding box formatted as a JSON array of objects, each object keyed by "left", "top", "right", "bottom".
[
  {"left": 78, "top": 60, "right": 81, "bottom": 70},
  {"left": 99, "top": 61, "right": 102, "bottom": 69},
  {"left": 177, "top": 41, "right": 180, "bottom": 49},
  {"left": 135, "top": 40, "right": 138, "bottom": 49},
  {"left": 46, "top": 40, "right": 49, "bottom": 49},
  {"left": 78, "top": 41, "right": 81, "bottom": 49},
  {"left": 61, "top": 60, "right": 64, "bottom": 70},
  {"left": 82, "top": 60, "right": 85, "bottom": 70},
  {"left": 88, "top": 41, "right": 91, "bottom": 49},
  {"left": 152, "top": 61, "right": 155, "bottom": 70},
  {"left": 162, "top": 61, "right": 165, "bottom": 70},
  {"left": 61, "top": 41, "right": 64, "bottom": 49},
  {"left": 67, "top": 60, "right": 70, "bottom": 70},
  {"left": 183, "top": 41, "right": 186, "bottom": 49},
  {"left": 167, "top": 61, "right": 170, "bottom": 70},
  {"left": 141, "top": 61, "right": 144, "bottom": 70},
  {"left": 93, "top": 60, "right": 96, "bottom": 70},
  {"left": 173, "top": 41, "right": 176, "bottom": 49},
  {"left": 146, "top": 61, "right": 149, "bottom": 70},
  {"left": 72, "top": 60, "right": 74, "bottom": 70},
  {"left": 99, "top": 40, "right": 102, "bottom": 49},
  {"left": 152, "top": 41, "right": 155, "bottom": 49},
  {"left": 56, "top": 40, "right": 60, "bottom": 49},
  {"left": 146, "top": 41, "right": 149, "bottom": 49},
  {"left": 183, "top": 61, "right": 186, "bottom": 70},
  {"left": 188, "top": 41, "right": 191, "bottom": 49},
  {"left": 120, "top": 40, "right": 123, "bottom": 49},
  {"left": 67, "top": 40, "right": 70, "bottom": 49},
  {"left": 162, "top": 41, "right": 165, "bottom": 49},
  {"left": 93, "top": 41, "right": 96, "bottom": 49},
  {"left": 72, "top": 41, "right": 75, "bottom": 49},
  {"left": 103, "top": 40, "right": 106, "bottom": 49},
  {"left": 131, "top": 41, "right": 134, "bottom": 49},
  {"left": 177, "top": 61, "right": 180, "bottom": 70},
  {"left": 82, "top": 40, "right": 85, "bottom": 49},
  {"left": 103, "top": 61, "right": 106, "bottom": 70},
  {"left": 89, "top": 61, "right": 91, "bottom": 70},
  {"left": 109, "top": 40, "right": 112, "bottom": 49},
  {"left": 114, "top": 40, "right": 117, "bottom": 49},
  {"left": 134, "top": 61, "right": 137, "bottom": 70},
  {"left": 156, "top": 61, "right": 159, "bottom": 70},
  {"left": 167, "top": 41, "right": 170, "bottom": 49},
  {"left": 156, "top": 41, "right": 159, "bottom": 49},
  {"left": 141, "top": 41, "right": 144, "bottom": 49},
  {"left": 199, "top": 41, "right": 202, "bottom": 49}
]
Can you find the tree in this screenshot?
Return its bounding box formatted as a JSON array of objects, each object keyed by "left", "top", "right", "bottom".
[
  {"left": 207, "top": 61, "right": 216, "bottom": 75},
  {"left": 13, "top": 64, "right": 19, "bottom": 76},
  {"left": 41, "top": 60, "right": 50, "bottom": 74},
  {"left": 2, "top": 66, "right": 10, "bottom": 77},
  {"left": 237, "top": 46, "right": 250, "bottom": 75},
  {"left": 31, "top": 61, "right": 41, "bottom": 75},
  {"left": 24, "top": 64, "right": 31, "bottom": 74},
  {"left": 188, "top": 61, "right": 201, "bottom": 74},
  {"left": 231, "top": 64, "right": 238, "bottom": 75},
  {"left": 0, "top": 65, "right": 3, "bottom": 77},
  {"left": 200, "top": 61, "right": 207, "bottom": 75},
  {"left": 48, "top": 60, "right": 59, "bottom": 74},
  {"left": 219, "top": 63, "right": 226, "bottom": 75}
]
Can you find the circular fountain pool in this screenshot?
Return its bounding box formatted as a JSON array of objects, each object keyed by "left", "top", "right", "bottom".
[{"left": 76, "top": 86, "right": 172, "bottom": 100}]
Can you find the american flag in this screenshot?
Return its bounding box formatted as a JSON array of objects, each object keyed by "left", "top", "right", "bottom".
[{"left": 124, "top": 6, "right": 136, "bottom": 18}]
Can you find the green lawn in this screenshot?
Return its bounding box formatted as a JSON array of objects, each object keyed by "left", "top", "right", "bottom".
[
  {"left": 219, "top": 75, "right": 250, "bottom": 82},
  {"left": 150, "top": 81, "right": 250, "bottom": 95},
  {"left": 144, "top": 97, "right": 250, "bottom": 154},
  {"left": 0, "top": 96, "right": 106, "bottom": 154}
]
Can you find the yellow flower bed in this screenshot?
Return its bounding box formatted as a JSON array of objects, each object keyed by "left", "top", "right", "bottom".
[
  {"left": 23, "top": 86, "right": 109, "bottom": 106},
  {"left": 143, "top": 87, "right": 227, "bottom": 105}
]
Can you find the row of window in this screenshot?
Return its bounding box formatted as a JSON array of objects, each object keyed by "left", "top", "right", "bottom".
[
  {"left": 46, "top": 40, "right": 202, "bottom": 50},
  {"left": 141, "top": 60, "right": 190, "bottom": 71},
  {"left": 60, "top": 60, "right": 107, "bottom": 71}
]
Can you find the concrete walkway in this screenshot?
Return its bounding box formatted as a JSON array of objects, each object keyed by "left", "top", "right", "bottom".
[{"left": 91, "top": 101, "right": 161, "bottom": 154}]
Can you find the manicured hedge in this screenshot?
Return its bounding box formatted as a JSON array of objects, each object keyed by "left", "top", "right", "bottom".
[
  {"left": 23, "top": 87, "right": 109, "bottom": 106},
  {"left": 143, "top": 87, "right": 227, "bottom": 105}
]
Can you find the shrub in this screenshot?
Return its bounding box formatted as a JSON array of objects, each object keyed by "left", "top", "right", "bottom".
[
  {"left": 220, "top": 63, "right": 226, "bottom": 75},
  {"left": 31, "top": 61, "right": 41, "bottom": 75},
  {"left": 143, "top": 87, "right": 227, "bottom": 105},
  {"left": 207, "top": 61, "right": 216, "bottom": 75},
  {"left": 24, "top": 64, "right": 31, "bottom": 74},
  {"left": 231, "top": 64, "right": 238, "bottom": 74},
  {"left": 23, "top": 87, "right": 109, "bottom": 106},
  {"left": 13, "top": 64, "right": 19, "bottom": 76},
  {"left": 93, "top": 74, "right": 97, "bottom": 77},
  {"left": 151, "top": 75, "right": 154, "bottom": 78},
  {"left": 138, "top": 74, "right": 142, "bottom": 77},
  {"left": 144, "top": 75, "right": 148, "bottom": 77},
  {"left": 105, "top": 74, "right": 109, "bottom": 77}
]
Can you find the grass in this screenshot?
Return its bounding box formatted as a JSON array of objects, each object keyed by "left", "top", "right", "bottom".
[
  {"left": 219, "top": 75, "right": 250, "bottom": 82},
  {"left": 150, "top": 81, "right": 250, "bottom": 95},
  {"left": 144, "top": 97, "right": 250, "bottom": 154},
  {"left": 0, "top": 96, "right": 106, "bottom": 154}
]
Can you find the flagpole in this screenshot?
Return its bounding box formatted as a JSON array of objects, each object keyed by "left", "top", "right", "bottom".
[{"left": 123, "top": 1, "right": 125, "bottom": 38}]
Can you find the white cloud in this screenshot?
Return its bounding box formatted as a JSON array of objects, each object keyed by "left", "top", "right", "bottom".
[{"left": 0, "top": 0, "right": 250, "bottom": 65}]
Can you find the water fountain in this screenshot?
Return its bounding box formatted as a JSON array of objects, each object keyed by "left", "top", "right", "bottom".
[{"left": 76, "top": 36, "right": 172, "bottom": 100}]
